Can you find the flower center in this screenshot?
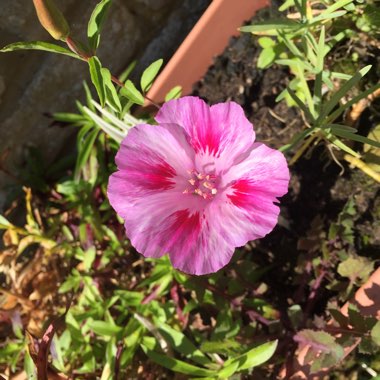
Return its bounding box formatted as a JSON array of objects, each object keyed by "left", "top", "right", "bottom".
[{"left": 183, "top": 170, "right": 218, "bottom": 200}]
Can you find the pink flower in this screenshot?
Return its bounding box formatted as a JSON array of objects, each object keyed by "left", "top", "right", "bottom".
[{"left": 108, "top": 97, "right": 289, "bottom": 275}]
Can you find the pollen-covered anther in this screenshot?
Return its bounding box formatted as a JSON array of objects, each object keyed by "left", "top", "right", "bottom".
[{"left": 184, "top": 169, "right": 218, "bottom": 199}]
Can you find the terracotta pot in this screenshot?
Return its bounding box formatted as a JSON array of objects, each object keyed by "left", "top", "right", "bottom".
[
  {"left": 146, "top": 0, "right": 270, "bottom": 104},
  {"left": 280, "top": 267, "right": 380, "bottom": 379}
]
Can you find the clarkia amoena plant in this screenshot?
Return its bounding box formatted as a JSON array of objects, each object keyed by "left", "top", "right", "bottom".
[
  {"left": 1, "top": 0, "right": 290, "bottom": 275},
  {"left": 108, "top": 97, "right": 290, "bottom": 274}
]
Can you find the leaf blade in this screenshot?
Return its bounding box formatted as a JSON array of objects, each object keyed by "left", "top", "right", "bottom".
[
  {"left": 87, "top": 0, "right": 113, "bottom": 51},
  {"left": 0, "top": 41, "right": 79, "bottom": 59}
]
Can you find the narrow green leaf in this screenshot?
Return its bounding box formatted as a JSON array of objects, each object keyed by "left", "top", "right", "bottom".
[
  {"left": 53, "top": 112, "right": 85, "bottom": 123},
  {"left": 83, "top": 81, "right": 96, "bottom": 111},
  {"left": 141, "top": 346, "right": 214, "bottom": 377},
  {"left": 239, "top": 19, "right": 300, "bottom": 34},
  {"left": 87, "top": 0, "right": 113, "bottom": 51},
  {"left": 279, "top": 30, "right": 304, "bottom": 59},
  {"left": 141, "top": 59, "right": 164, "bottom": 92},
  {"left": 88, "top": 320, "right": 122, "bottom": 336},
  {"left": 279, "top": 128, "right": 313, "bottom": 152},
  {"left": 326, "top": 83, "right": 380, "bottom": 125},
  {"left": 227, "top": 341, "right": 278, "bottom": 371},
  {"left": 101, "top": 67, "right": 122, "bottom": 112},
  {"left": 328, "top": 135, "right": 360, "bottom": 157},
  {"left": 311, "top": 10, "right": 347, "bottom": 23},
  {"left": 0, "top": 41, "right": 79, "bottom": 59},
  {"left": 74, "top": 128, "right": 99, "bottom": 181},
  {"left": 156, "top": 322, "right": 210, "bottom": 366},
  {"left": 330, "top": 72, "right": 352, "bottom": 80},
  {"left": 0, "top": 215, "right": 13, "bottom": 229},
  {"left": 287, "top": 88, "right": 315, "bottom": 122},
  {"left": 313, "top": 27, "right": 325, "bottom": 113},
  {"left": 88, "top": 56, "right": 106, "bottom": 106},
  {"left": 319, "top": 65, "right": 372, "bottom": 124},
  {"left": 326, "top": 124, "right": 357, "bottom": 133},
  {"left": 318, "top": 0, "right": 353, "bottom": 16},
  {"left": 332, "top": 129, "right": 380, "bottom": 148},
  {"left": 120, "top": 80, "right": 145, "bottom": 105},
  {"left": 279, "top": 0, "right": 295, "bottom": 12}
]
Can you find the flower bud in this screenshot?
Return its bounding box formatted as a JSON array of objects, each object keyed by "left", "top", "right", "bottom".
[{"left": 32, "top": 0, "right": 70, "bottom": 41}]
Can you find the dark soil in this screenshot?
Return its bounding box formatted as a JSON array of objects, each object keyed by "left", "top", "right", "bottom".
[{"left": 193, "top": 8, "right": 380, "bottom": 377}]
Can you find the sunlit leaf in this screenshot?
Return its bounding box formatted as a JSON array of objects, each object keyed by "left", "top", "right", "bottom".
[
  {"left": 0, "top": 41, "right": 79, "bottom": 59},
  {"left": 141, "top": 59, "right": 163, "bottom": 92},
  {"left": 87, "top": 0, "right": 113, "bottom": 51}
]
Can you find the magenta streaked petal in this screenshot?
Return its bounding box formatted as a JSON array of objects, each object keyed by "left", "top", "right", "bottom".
[
  {"left": 222, "top": 143, "right": 290, "bottom": 198},
  {"left": 156, "top": 97, "right": 255, "bottom": 168},
  {"left": 116, "top": 123, "right": 195, "bottom": 178},
  {"left": 155, "top": 97, "right": 213, "bottom": 153}
]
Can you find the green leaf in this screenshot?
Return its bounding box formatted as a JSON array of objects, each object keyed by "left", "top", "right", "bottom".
[
  {"left": 287, "top": 88, "right": 315, "bottom": 122},
  {"left": 217, "top": 360, "right": 239, "bottom": 378},
  {"left": 141, "top": 346, "right": 214, "bottom": 377},
  {"left": 74, "top": 128, "right": 99, "bottom": 181},
  {"left": 258, "top": 37, "right": 275, "bottom": 49},
  {"left": 313, "top": 27, "right": 325, "bottom": 112},
  {"left": 141, "top": 59, "right": 163, "bottom": 92},
  {"left": 88, "top": 57, "right": 106, "bottom": 106},
  {"left": 120, "top": 80, "right": 145, "bottom": 105},
  {"left": 83, "top": 247, "right": 96, "bottom": 271},
  {"left": 371, "top": 321, "right": 380, "bottom": 346},
  {"left": 0, "top": 41, "right": 79, "bottom": 59},
  {"left": 279, "top": 0, "right": 295, "bottom": 12},
  {"left": 83, "top": 81, "right": 96, "bottom": 111},
  {"left": 311, "top": 10, "right": 347, "bottom": 23},
  {"left": 226, "top": 340, "right": 278, "bottom": 371},
  {"left": 328, "top": 135, "right": 360, "bottom": 157},
  {"left": 0, "top": 214, "right": 13, "bottom": 229},
  {"left": 331, "top": 127, "right": 380, "bottom": 149},
  {"left": 257, "top": 48, "right": 276, "bottom": 69},
  {"left": 88, "top": 320, "right": 122, "bottom": 336},
  {"left": 317, "top": 0, "right": 353, "bottom": 16},
  {"left": 338, "top": 256, "right": 374, "bottom": 284},
  {"left": 53, "top": 112, "right": 85, "bottom": 124},
  {"left": 326, "top": 83, "right": 380, "bottom": 125},
  {"left": 87, "top": 0, "right": 113, "bottom": 51},
  {"left": 165, "top": 86, "right": 182, "bottom": 101},
  {"left": 239, "top": 19, "right": 300, "bottom": 35},
  {"left": 24, "top": 349, "right": 37, "bottom": 380},
  {"left": 295, "top": 330, "right": 344, "bottom": 359},
  {"left": 329, "top": 309, "right": 349, "bottom": 328},
  {"left": 156, "top": 322, "right": 210, "bottom": 366},
  {"left": 279, "top": 128, "right": 313, "bottom": 152},
  {"left": 318, "top": 65, "right": 372, "bottom": 124},
  {"left": 327, "top": 124, "right": 357, "bottom": 133},
  {"left": 101, "top": 67, "right": 122, "bottom": 112},
  {"left": 201, "top": 339, "right": 240, "bottom": 354}
]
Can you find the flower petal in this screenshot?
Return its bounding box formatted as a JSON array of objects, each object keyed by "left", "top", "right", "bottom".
[
  {"left": 217, "top": 143, "right": 289, "bottom": 241},
  {"left": 222, "top": 143, "right": 290, "bottom": 198},
  {"left": 115, "top": 123, "right": 195, "bottom": 180},
  {"left": 155, "top": 97, "right": 255, "bottom": 168}
]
